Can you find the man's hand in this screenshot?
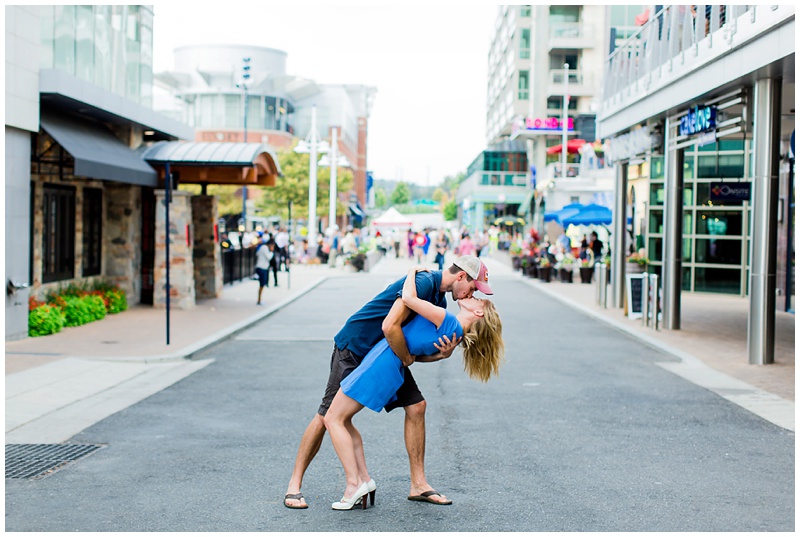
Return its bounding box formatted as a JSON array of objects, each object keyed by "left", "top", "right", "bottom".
[{"left": 415, "top": 333, "right": 462, "bottom": 363}]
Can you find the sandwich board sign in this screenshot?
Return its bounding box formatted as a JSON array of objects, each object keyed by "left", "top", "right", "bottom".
[{"left": 626, "top": 274, "right": 647, "bottom": 320}]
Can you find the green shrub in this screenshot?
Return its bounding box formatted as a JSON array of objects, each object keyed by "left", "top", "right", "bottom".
[
  {"left": 105, "top": 288, "right": 127, "bottom": 314},
  {"left": 62, "top": 296, "right": 95, "bottom": 327},
  {"left": 28, "top": 304, "right": 65, "bottom": 337},
  {"left": 85, "top": 294, "right": 107, "bottom": 321}
]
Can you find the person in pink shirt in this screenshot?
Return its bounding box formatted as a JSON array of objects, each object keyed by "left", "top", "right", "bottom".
[{"left": 458, "top": 233, "right": 476, "bottom": 257}]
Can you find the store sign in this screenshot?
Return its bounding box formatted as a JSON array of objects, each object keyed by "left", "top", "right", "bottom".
[
  {"left": 710, "top": 182, "right": 751, "bottom": 202},
  {"left": 679, "top": 105, "right": 717, "bottom": 137},
  {"left": 605, "top": 126, "right": 659, "bottom": 163},
  {"left": 697, "top": 131, "right": 717, "bottom": 147},
  {"left": 519, "top": 117, "right": 574, "bottom": 132}
]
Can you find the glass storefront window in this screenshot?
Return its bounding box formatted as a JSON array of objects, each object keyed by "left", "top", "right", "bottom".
[
  {"left": 697, "top": 154, "right": 745, "bottom": 178},
  {"left": 696, "top": 211, "right": 743, "bottom": 235},
  {"left": 683, "top": 156, "right": 694, "bottom": 179},
  {"left": 649, "top": 182, "right": 664, "bottom": 205},
  {"left": 683, "top": 211, "right": 693, "bottom": 237},
  {"left": 683, "top": 185, "right": 694, "bottom": 205},
  {"left": 649, "top": 210, "right": 664, "bottom": 234},
  {"left": 682, "top": 237, "right": 692, "bottom": 262},
  {"left": 648, "top": 237, "right": 662, "bottom": 262},
  {"left": 694, "top": 267, "right": 741, "bottom": 294},
  {"left": 682, "top": 267, "right": 692, "bottom": 291},
  {"left": 650, "top": 156, "right": 664, "bottom": 179},
  {"left": 54, "top": 6, "right": 76, "bottom": 75},
  {"left": 697, "top": 155, "right": 718, "bottom": 177},
  {"left": 695, "top": 238, "right": 743, "bottom": 264}
]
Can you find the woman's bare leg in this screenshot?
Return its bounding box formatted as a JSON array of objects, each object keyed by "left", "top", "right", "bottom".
[{"left": 323, "top": 389, "right": 366, "bottom": 499}]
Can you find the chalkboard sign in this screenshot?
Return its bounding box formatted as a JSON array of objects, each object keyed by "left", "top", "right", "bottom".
[{"left": 627, "top": 274, "right": 646, "bottom": 319}]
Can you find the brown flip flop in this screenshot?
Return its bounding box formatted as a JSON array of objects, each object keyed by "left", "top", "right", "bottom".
[
  {"left": 407, "top": 490, "right": 452, "bottom": 505},
  {"left": 284, "top": 492, "right": 309, "bottom": 509}
]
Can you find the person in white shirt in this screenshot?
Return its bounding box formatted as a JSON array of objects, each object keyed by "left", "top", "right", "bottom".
[{"left": 256, "top": 239, "right": 275, "bottom": 305}]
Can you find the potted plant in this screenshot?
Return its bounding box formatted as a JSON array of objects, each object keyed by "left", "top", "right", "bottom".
[
  {"left": 626, "top": 249, "right": 649, "bottom": 274},
  {"left": 558, "top": 255, "right": 575, "bottom": 283},
  {"left": 510, "top": 243, "right": 523, "bottom": 270},
  {"left": 578, "top": 258, "right": 594, "bottom": 284},
  {"left": 537, "top": 257, "right": 553, "bottom": 282}
]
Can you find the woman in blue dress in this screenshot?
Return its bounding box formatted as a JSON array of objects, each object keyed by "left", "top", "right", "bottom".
[{"left": 323, "top": 267, "right": 505, "bottom": 510}]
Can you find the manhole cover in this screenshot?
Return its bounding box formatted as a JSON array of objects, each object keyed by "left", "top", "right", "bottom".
[{"left": 5, "top": 443, "right": 105, "bottom": 479}]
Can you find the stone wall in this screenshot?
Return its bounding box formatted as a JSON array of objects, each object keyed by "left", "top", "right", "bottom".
[
  {"left": 191, "top": 195, "right": 222, "bottom": 299},
  {"left": 105, "top": 184, "right": 142, "bottom": 305},
  {"left": 153, "top": 189, "right": 195, "bottom": 309}
]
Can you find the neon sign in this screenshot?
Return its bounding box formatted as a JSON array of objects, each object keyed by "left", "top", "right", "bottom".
[{"left": 679, "top": 105, "right": 717, "bottom": 137}]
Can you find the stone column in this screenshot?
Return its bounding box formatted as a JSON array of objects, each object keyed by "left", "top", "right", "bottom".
[
  {"left": 105, "top": 184, "right": 142, "bottom": 306},
  {"left": 154, "top": 189, "right": 195, "bottom": 310},
  {"left": 611, "top": 162, "right": 627, "bottom": 309},
  {"left": 191, "top": 195, "right": 222, "bottom": 299}
]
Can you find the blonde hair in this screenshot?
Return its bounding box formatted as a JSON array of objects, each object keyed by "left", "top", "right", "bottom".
[{"left": 461, "top": 300, "right": 504, "bottom": 382}]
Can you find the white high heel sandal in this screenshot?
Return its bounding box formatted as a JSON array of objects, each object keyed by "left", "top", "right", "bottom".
[{"left": 332, "top": 482, "right": 369, "bottom": 510}]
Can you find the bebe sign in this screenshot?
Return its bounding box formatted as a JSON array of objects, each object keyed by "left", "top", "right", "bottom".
[
  {"left": 679, "top": 105, "right": 717, "bottom": 137},
  {"left": 605, "top": 126, "right": 658, "bottom": 163},
  {"left": 524, "top": 117, "right": 574, "bottom": 131}
]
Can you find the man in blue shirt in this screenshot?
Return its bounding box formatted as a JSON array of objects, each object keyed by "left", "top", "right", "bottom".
[{"left": 284, "top": 255, "right": 494, "bottom": 509}]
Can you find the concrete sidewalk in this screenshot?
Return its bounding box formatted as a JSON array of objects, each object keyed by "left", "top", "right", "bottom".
[
  {"left": 5, "top": 263, "right": 332, "bottom": 443},
  {"left": 5, "top": 251, "right": 795, "bottom": 445}
]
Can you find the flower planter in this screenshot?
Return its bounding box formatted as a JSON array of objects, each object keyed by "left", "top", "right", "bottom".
[
  {"left": 559, "top": 268, "right": 573, "bottom": 283},
  {"left": 538, "top": 266, "right": 552, "bottom": 282},
  {"left": 626, "top": 262, "right": 646, "bottom": 274},
  {"left": 512, "top": 256, "right": 521, "bottom": 270},
  {"left": 579, "top": 266, "right": 593, "bottom": 284}
]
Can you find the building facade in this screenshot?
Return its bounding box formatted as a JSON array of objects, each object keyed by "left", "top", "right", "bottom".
[
  {"left": 5, "top": 5, "right": 193, "bottom": 341},
  {"left": 154, "top": 46, "right": 376, "bottom": 227},
  {"left": 597, "top": 5, "right": 795, "bottom": 364}
]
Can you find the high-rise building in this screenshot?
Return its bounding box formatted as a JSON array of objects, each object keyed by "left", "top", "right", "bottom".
[{"left": 458, "top": 5, "right": 613, "bottom": 234}]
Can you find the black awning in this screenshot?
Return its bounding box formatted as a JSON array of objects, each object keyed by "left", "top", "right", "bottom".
[{"left": 40, "top": 111, "right": 157, "bottom": 187}]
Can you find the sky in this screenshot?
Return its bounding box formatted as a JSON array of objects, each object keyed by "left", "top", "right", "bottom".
[{"left": 151, "top": 2, "right": 498, "bottom": 187}]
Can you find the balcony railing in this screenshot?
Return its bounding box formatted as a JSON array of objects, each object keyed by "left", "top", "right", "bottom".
[
  {"left": 548, "top": 23, "right": 595, "bottom": 50},
  {"left": 601, "top": 5, "right": 794, "bottom": 115}
]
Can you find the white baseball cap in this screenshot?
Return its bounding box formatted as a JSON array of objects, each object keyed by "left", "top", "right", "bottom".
[{"left": 453, "top": 255, "right": 493, "bottom": 295}]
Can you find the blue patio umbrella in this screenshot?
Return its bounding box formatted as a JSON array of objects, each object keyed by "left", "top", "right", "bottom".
[
  {"left": 543, "top": 203, "right": 584, "bottom": 226},
  {"left": 561, "top": 203, "right": 612, "bottom": 226}
]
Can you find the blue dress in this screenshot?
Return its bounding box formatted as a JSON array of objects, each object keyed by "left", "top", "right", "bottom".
[{"left": 341, "top": 311, "right": 463, "bottom": 412}]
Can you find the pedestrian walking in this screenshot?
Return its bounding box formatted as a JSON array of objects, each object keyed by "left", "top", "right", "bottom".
[
  {"left": 324, "top": 266, "right": 504, "bottom": 509},
  {"left": 255, "top": 238, "right": 274, "bottom": 305},
  {"left": 283, "top": 255, "right": 494, "bottom": 509}
]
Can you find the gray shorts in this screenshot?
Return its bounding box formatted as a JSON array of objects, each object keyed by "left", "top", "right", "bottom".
[{"left": 317, "top": 344, "right": 424, "bottom": 416}]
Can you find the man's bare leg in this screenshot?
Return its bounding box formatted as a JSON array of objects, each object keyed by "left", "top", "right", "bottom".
[
  {"left": 404, "top": 400, "right": 449, "bottom": 504},
  {"left": 284, "top": 413, "right": 326, "bottom": 508}
]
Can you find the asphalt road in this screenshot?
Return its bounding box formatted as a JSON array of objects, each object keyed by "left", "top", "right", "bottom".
[{"left": 5, "top": 273, "right": 795, "bottom": 531}]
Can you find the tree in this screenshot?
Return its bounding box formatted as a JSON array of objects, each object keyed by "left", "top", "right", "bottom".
[
  {"left": 374, "top": 188, "right": 388, "bottom": 208},
  {"left": 391, "top": 181, "right": 411, "bottom": 205},
  {"left": 432, "top": 187, "right": 448, "bottom": 205},
  {"left": 443, "top": 200, "right": 458, "bottom": 221}
]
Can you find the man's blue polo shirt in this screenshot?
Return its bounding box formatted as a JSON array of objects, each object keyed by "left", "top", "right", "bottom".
[{"left": 333, "top": 270, "right": 446, "bottom": 358}]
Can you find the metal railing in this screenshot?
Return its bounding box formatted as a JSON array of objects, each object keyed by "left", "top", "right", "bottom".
[
  {"left": 222, "top": 246, "right": 257, "bottom": 285},
  {"left": 549, "top": 69, "right": 590, "bottom": 86},
  {"left": 549, "top": 22, "right": 594, "bottom": 41},
  {"left": 601, "top": 5, "right": 792, "bottom": 112}
]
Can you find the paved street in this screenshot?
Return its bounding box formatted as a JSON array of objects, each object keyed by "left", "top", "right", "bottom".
[{"left": 5, "top": 267, "right": 794, "bottom": 532}]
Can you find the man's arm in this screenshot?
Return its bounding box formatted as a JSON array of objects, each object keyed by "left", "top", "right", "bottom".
[{"left": 415, "top": 333, "right": 461, "bottom": 362}]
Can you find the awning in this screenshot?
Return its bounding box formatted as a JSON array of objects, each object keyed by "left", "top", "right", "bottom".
[
  {"left": 561, "top": 203, "right": 612, "bottom": 226},
  {"left": 40, "top": 111, "right": 157, "bottom": 186},
  {"left": 142, "top": 141, "right": 281, "bottom": 186}
]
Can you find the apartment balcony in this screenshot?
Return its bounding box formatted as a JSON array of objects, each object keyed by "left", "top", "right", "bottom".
[
  {"left": 546, "top": 69, "right": 595, "bottom": 98},
  {"left": 548, "top": 23, "right": 595, "bottom": 51},
  {"left": 456, "top": 172, "right": 530, "bottom": 205},
  {"left": 598, "top": 4, "right": 795, "bottom": 138}
]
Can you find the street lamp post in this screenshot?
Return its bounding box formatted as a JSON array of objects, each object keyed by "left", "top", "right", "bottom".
[
  {"left": 562, "top": 62, "right": 569, "bottom": 181},
  {"left": 237, "top": 57, "right": 251, "bottom": 229},
  {"left": 294, "top": 105, "right": 329, "bottom": 247},
  {"left": 319, "top": 127, "right": 351, "bottom": 233}
]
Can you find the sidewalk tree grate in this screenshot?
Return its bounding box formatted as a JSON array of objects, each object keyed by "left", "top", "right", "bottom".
[{"left": 5, "top": 443, "right": 105, "bottom": 479}]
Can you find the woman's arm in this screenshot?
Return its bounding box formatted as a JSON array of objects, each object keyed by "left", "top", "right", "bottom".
[{"left": 401, "top": 267, "right": 446, "bottom": 328}]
